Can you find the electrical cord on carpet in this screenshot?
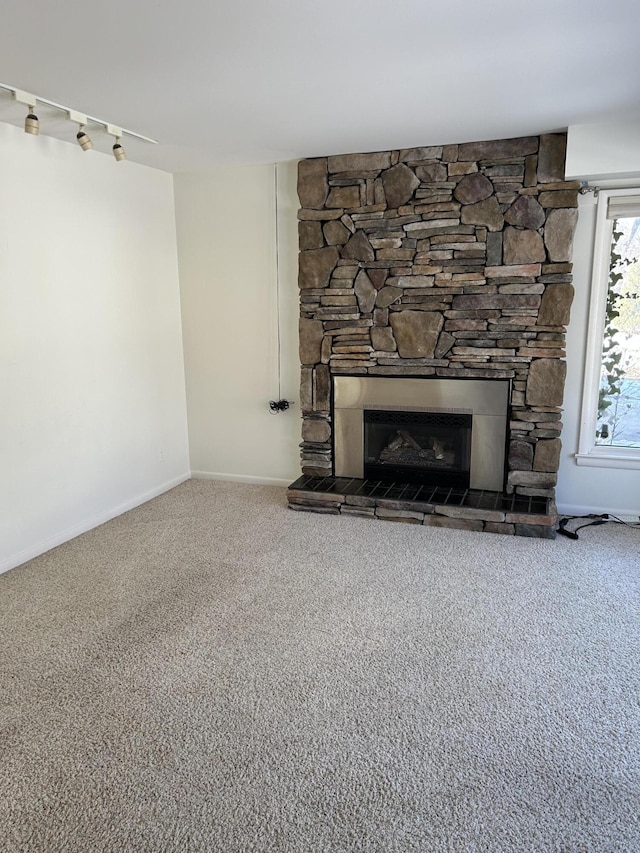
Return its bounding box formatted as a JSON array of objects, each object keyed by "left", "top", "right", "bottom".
[{"left": 557, "top": 513, "right": 640, "bottom": 540}]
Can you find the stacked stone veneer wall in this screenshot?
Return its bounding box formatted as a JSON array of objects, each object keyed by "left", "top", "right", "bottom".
[{"left": 297, "top": 133, "right": 579, "bottom": 502}]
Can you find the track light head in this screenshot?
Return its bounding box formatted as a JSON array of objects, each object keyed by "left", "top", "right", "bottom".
[
  {"left": 76, "top": 124, "right": 93, "bottom": 151},
  {"left": 112, "top": 137, "right": 126, "bottom": 162},
  {"left": 24, "top": 107, "right": 39, "bottom": 135},
  {"left": 13, "top": 90, "right": 39, "bottom": 135}
]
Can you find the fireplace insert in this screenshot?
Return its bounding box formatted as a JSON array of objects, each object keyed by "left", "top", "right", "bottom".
[
  {"left": 333, "top": 376, "right": 509, "bottom": 492},
  {"left": 363, "top": 409, "right": 472, "bottom": 487}
]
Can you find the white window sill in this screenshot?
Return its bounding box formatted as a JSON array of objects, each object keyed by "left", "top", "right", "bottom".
[{"left": 575, "top": 448, "right": 640, "bottom": 470}]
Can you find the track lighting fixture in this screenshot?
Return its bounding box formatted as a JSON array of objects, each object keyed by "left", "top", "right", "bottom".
[
  {"left": 12, "top": 90, "right": 40, "bottom": 135},
  {"left": 69, "top": 110, "right": 93, "bottom": 151},
  {"left": 76, "top": 124, "right": 93, "bottom": 151},
  {"left": 107, "top": 125, "right": 126, "bottom": 161},
  {"left": 1, "top": 82, "right": 157, "bottom": 163}
]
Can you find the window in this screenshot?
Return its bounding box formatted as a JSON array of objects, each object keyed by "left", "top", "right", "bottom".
[{"left": 577, "top": 188, "right": 640, "bottom": 469}]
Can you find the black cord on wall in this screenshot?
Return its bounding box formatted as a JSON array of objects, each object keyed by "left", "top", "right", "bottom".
[{"left": 268, "top": 162, "right": 293, "bottom": 415}]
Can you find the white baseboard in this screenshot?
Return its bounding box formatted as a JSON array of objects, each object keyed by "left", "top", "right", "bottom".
[
  {"left": 556, "top": 502, "right": 639, "bottom": 521},
  {"left": 191, "top": 470, "right": 293, "bottom": 488},
  {"left": 0, "top": 472, "right": 191, "bottom": 577}
]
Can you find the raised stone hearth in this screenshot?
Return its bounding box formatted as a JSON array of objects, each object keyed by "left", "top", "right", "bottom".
[
  {"left": 289, "top": 476, "right": 556, "bottom": 538},
  {"left": 290, "top": 133, "right": 578, "bottom": 537}
]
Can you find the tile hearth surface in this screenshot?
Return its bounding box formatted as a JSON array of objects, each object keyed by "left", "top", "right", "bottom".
[
  {"left": 290, "top": 475, "right": 549, "bottom": 513},
  {"left": 287, "top": 475, "right": 557, "bottom": 538}
]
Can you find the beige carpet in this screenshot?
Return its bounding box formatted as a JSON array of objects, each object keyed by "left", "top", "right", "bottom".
[{"left": 1, "top": 479, "right": 639, "bottom": 852}]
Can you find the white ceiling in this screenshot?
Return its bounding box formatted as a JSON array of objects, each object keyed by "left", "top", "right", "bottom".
[{"left": 1, "top": 0, "right": 639, "bottom": 173}]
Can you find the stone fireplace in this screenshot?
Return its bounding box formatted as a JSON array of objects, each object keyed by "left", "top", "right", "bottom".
[{"left": 287, "top": 133, "right": 578, "bottom": 537}]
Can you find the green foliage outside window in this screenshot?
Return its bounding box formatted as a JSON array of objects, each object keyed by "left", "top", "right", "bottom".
[{"left": 597, "top": 219, "right": 640, "bottom": 444}]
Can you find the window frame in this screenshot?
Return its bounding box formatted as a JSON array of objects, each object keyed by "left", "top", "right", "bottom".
[{"left": 576, "top": 187, "right": 640, "bottom": 469}]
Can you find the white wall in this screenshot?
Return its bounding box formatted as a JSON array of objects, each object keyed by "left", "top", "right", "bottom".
[
  {"left": 0, "top": 123, "right": 190, "bottom": 573},
  {"left": 557, "top": 127, "right": 640, "bottom": 516},
  {"left": 566, "top": 120, "right": 640, "bottom": 182},
  {"left": 174, "top": 163, "right": 301, "bottom": 485}
]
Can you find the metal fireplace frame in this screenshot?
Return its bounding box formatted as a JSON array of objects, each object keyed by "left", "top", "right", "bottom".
[{"left": 333, "top": 375, "right": 510, "bottom": 492}]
